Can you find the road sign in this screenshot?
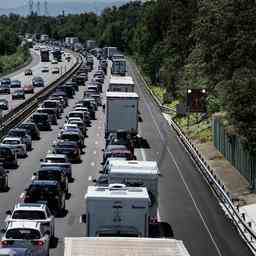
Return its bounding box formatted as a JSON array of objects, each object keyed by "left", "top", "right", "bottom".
[{"left": 187, "top": 89, "right": 207, "bottom": 113}]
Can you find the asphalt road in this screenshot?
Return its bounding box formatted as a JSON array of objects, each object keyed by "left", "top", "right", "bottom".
[
  {"left": 0, "top": 55, "right": 252, "bottom": 256},
  {"left": 0, "top": 49, "right": 76, "bottom": 114}
]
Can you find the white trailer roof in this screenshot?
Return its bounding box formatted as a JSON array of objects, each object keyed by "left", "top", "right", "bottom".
[
  {"left": 109, "top": 160, "right": 159, "bottom": 175},
  {"left": 106, "top": 91, "right": 139, "bottom": 98},
  {"left": 110, "top": 75, "right": 134, "bottom": 85},
  {"left": 64, "top": 237, "right": 191, "bottom": 256},
  {"left": 85, "top": 185, "right": 149, "bottom": 200}
]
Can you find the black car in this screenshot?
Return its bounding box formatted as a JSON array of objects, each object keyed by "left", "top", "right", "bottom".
[
  {"left": 0, "top": 99, "right": 8, "bottom": 110},
  {"left": 10, "top": 80, "right": 21, "bottom": 88},
  {"left": 59, "top": 131, "right": 85, "bottom": 150},
  {"left": 77, "top": 99, "right": 95, "bottom": 119},
  {"left": 32, "top": 77, "right": 45, "bottom": 87},
  {"left": 0, "top": 84, "right": 10, "bottom": 94},
  {"left": 34, "top": 167, "right": 68, "bottom": 195},
  {"left": 52, "top": 141, "right": 81, "bottom": 163},
  {"left": 0, "top": 145, "right": 18, "bottom": 168},
  {"left": 7, "top": 128, "right": 32, "bottom": 151},
  {"left": 31, "top": 113, "right": 51, "bottom": 131},
  {"left": 19, "top": 122, "right": 40, "bottom": 140},
  {"left": 65, "top": 81, "right": 79, "bottom": 92},
  {"left": 12, "top": 89, "right": 25, "bottom": 100},
  {"left": 24, "top": 180, "right": 65, "bottom": 215},
  {"left": 0, "top": 164, "right": 8, "bottom": 191},
  {"left": 1, "top": 78, "right": 11, "bottom": 86},
  {"left": 24, "top": 69, "right": 32, "bottom": 76}
]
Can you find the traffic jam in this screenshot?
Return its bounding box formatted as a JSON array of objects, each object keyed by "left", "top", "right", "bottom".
[{"left": 0, "top": 46, "right": 173, "bottom": 256}]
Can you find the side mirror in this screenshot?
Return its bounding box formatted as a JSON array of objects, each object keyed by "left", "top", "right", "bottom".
[
  {"left": 99, "top": 170, "right": 104, "bottom": 174},
  {"left": 40, "top": 159, "right": 43, "bottom": 162},
  {"left": 33, "top": 172, "right": 37, "bottom": 176},
  {"left": 81, "top": 214, "right": 87, "bottom": 223},
  {"left": 101, "top": 149, "right": 104, "bottom": 152},
  {"left": 5, "top": 170, "right": 9, "bottom": 174},
  {"left": 6, "top": 210, "right": 12, "bottom": 215},
  {"left": 92, "top": 178, "right": 97, "bottom": 183}
]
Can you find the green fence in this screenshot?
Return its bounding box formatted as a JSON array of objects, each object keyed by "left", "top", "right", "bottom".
[{"left": 213, "top": 115, "right": 256, "bottom": 188}]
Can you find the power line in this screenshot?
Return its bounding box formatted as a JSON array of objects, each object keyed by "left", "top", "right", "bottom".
[
  {"left": 44, "top": 0, "right": 49, "bottom": 16},
  {"left": 28, "top": 0, "right": 34, "bottom": 16},
  {"left": 36, "top": 0, "right": 41, "bottom": 16}
]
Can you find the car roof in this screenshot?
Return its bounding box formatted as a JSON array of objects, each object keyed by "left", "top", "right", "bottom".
[
  {"left": 31, "top": 180, "right": 58, "bottom": 186},
  {"left": 7, "top": 221, "right": 40, "bottom": 230},
  {"left": 10, "top": 128, "right": 25, "bottom": 132},
  {"left": 62, "top": 130, "right": 80, "bottom": 135},
  {"left": 3, "top": 137, "right": 22, "bottom": 141},
  {"left": 46, "top": 153, "right": 67, "bottom": 158},
  {"left": 14, "top": 203, "right": 46, "bottom": 211}
]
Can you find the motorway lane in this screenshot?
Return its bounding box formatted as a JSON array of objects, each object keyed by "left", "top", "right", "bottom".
[
  {"left": 127, "top": 61, "right": 253, "bottom": 256},
  {"left": 0, "top": 50, "right": 76, "bottom": 114}
]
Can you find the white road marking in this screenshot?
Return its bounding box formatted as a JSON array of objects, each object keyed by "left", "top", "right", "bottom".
[
  {"left": 93, "top": 150, "right": 97, "bottom": 154},
  {"left": 88, "top": 176, "right": 92, "bottom": 181},
  {"left": 134, "top": 66, "right": 223, "bottom": 256},
  {"left": 157, "top": 208, "right": 161, "bottom": 222},
  {"left": 79, "top": 216, "right": 82, "bottom": 224},
  {"left": 91, "top": 162, "right": 95, "bottom": 167},
  {"left": 31, "top": 176, "right": 35, "bottom": 181},
  {"left": 95, "top": 141, "right": 98, "bottom": 145},
  {"left": 97, "top": 133, "right": 100, "bottom": 137}
]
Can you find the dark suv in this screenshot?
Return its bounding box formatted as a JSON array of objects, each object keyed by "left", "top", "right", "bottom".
[
  {"left": 24, "top": 180, "right": 65, "bottom": 215},
  {"left": 34, "top": 167, "right": 68, "bottom": 195},
  {"left": 0, "top": 145, "right": 18, "bottom": 168},
  {"left": 31, "top": 113, "right": 51, "bottom": 131}
]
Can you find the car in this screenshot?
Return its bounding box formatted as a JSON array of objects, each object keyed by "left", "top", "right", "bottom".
[
  {"left": 59, "top": 130, "right": 85, "bottom": 149},
  {"left": 103, "top": 145, "right": 130, "bottom": 163},
  {"left": 0, "top": 84, "right": 10, "bottom": 94},
  {"left": 22, "top": 180, "right": 66, "bottom": 215},
  {"left": 41, "top": 154, "right": 72, "bottom": 181},
  {"left": 19, "top": 123, "right": 40, "bottom": 141},
  {"left": 51, "top": 59, "right": 58, "bottom": 65},
  {"left": 0, "top": 221, "right": 50, "bottom": 256},
  {"left": 24, "top": 69, "right": 32, "bottom": 76},
  {"left": 66, "top": 111, "right": 86, "bottom": 125},
  {"left": 0, "top": 99, "right": 8, "bottom": 110},
  {"left": 76, "top": 98, "right": 96, "bottom": 119},
  {"left": 7, "top": 129, "right": 32, "bottom": 151},
  {"left": 33, "top": 167, "right": 69, "bottom": 195},
  {"left": 37, "top": 108, "right": 57, "bottom": 125},
  {"left": 65, "top": 81, "right": 78, "bottom": 92},
  {"left": 49, "top": 95, "right": 66, "bottom": 109},
  {"left": 65, "top": 119, "right": 87, "bottom": 135},
  {"left": 32, "top": 77, "right": 44, "bottom": 87},
  {"left": 12, "top": 89, "right": 25, "bottom": 100},
  {"left": 23, "top": 84, "right": 34, "bottom": 94},
  {"left": 52, "top": 141, "right": 81, "bottom": 163},
  {"left": 5, "top": 203, "right": 55, "bottom": 238},
  {"left": 30, "top": 113, "right": 51, "bottom": 131},
  {"left": 0, "top": 164, "right": 8, "bottom": 191},
  {"left": 10, "top": 80, "right": 21, "bottom": 88},
  {"left": 0, "top": 145, "right": 18, "bottom": 168},
  {"left": 1, "top": 138, "right": 27, "bottom": 158},
  {"left": 52, "top": 67, "right": 60, "bottom": 74},
  {"left": 41, "top": 66, "right": 49, "bottom": 73},
  {"left": 41, "top": 100, "right": 61, "bottom": 117},
  {"left": 0, "top": 248, "right": 33, "bottom": 256},
  {"left": 1, "top": 78, "right": 11, "bottom": 86}
]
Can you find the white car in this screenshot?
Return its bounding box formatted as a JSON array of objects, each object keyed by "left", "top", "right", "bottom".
[
  {"left": 52, "top": 67, "right": 60, "bottom": 74},
  {"left": 41, "top": 66, "right": 49, "bottom": 73},
  {"left": 5, "top": 203, "right": 55, "bottom": 238},
  {"left": 1, "top": 137, "right": 27, "bottom": 158},
  {"left": 0, "top": 221, "right": 50, "bottom": 256},
  {"left": 51, "top": 59, "right": 58, "bottom": 65}
]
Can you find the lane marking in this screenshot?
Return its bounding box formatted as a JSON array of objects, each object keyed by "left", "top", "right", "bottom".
[
  {"left": 91, "top": 162, "right": 95, "bottom": 167},
  {"left": 88, "top": 176, "right": 92, "bottom": 181},
  {"left": 95, "top": 141, "right": 98, "bottom": 145},
  {"left": 93, "top": 150, "right": 97, "bottom": 155},
  {"left": 133, "top": 65, "right": 223, "bottom": 256}
]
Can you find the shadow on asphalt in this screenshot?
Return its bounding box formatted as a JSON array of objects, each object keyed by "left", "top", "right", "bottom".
[{"left": 134, "top": 137, "right": 150, "bottom": 149}]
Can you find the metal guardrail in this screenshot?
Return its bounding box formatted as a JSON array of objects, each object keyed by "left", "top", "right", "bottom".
[
  {"left": 130, "top": 59, "right": 256, "bottom": 253},
  {"left": 0, "top": 53, "right": 83, "bottom": 137}
]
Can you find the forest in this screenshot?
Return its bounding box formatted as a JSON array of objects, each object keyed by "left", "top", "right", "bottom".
[{"left": 0, "top": 0, "right": 255, "bottom": 154}]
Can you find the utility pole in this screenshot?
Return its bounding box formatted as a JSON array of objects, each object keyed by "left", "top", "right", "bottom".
[
  {"left": 36, "top": 0, "right": 41, "bottom": 16},
  {"left": 28, "top": 0, "right": 34, "bottom": 16},
  {"left": 44, "top": 0, "right": 49, "bottom": 16}
]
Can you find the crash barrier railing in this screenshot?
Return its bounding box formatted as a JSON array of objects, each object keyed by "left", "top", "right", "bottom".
[
  {"left": 0, "top": 53, "right": 83, "bottom": 138},
  {"left": 130, "top": 59, "right": 256, "bottom": 253}
]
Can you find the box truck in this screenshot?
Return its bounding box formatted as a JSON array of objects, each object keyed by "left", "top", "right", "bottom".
[
  {"left": 107, "top": 160, "right": 159, "bottom": 218},
  {"left": 103, "top": 47, "right": 118, "bottom": 59},
  {"left": 111, "top": 59, "right": 126, "bottom": 76},
  {"left": 84, "top": 184, "right": 150, "bottom": 237},
  {"left": 40, "top": 49, "right": 50, "bottom": 62},
  {"left": 105, "top": 92, "right": 139, "bottom": 137},
  {"left": 64, "top": 237, "right": 191, "bottom": 256},
  {"left": 108, "top": 76, "right": 135, "bottom": 92}
]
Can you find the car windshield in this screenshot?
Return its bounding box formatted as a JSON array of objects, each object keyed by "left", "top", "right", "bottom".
[
  {"left": 43, "top": 102, "right": 56, "bottom": 108},
  {"left": 6, "top": 229, "right": 41, "bottom": 240},
  {"left": 61, "top": 134, "right": 79, "bottom": 141},
  {"left": 12, "top": 210, "right": 46, "bottom": 220},
  {"left": 69, "top": 113, "right": 82, "bottom": 118},
  {"left": 45, "top": 157, "right": 66, "bottom": 163},
  {"left": 33, "top": 115, "right": 47, "bottom": 122},
  {"left": 56, "top": 144, "right": 75, "bottom": 149},
  {"left": 38, "top": 170, "right": 61, "bottom": 181},
  {"left": 9, "top": 131, "right": 25, "bottom": 137},
  {"left": 3, "top": 140, "right": 19, "bottom": 145}
]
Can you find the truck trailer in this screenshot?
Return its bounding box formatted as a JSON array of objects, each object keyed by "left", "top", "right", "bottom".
[
  {"left": 64, "top": 237, "right": 191, "bottom": 256},
  {"left": 40, "top": 49, "right": 50, "bottom": 62},
  {"left": 107, "top": 160, "right": 160, "bottom": 218},
  {"left": 84, "top": 184, "right": 150, "bottom": 237},
  {"left": 111, "top": 59, "right": 126, "bottom": 76},
  {"left": 108, "top": 76, "right": 135, "bottom": 92},
  {"left": 105, "top": 92, "right": 139, "bottom": 137},
  {"left": 103, "top": 47, "right": 118, "bottom": 60}
]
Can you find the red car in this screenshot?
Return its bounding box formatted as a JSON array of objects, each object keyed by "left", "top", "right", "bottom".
[{"left": 23, "top": 84, "right": 34, "bottom": 94}]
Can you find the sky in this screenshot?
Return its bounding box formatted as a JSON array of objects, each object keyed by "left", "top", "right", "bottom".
[{"left": 0, "top": 0, "right": 91, "bottom": 9}]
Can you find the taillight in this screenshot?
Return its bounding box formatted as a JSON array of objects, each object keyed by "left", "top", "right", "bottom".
[
  {"left": 33, "top": 240, "right": 44, "bottom": 246},
  {"left": 0, "top": 240, "right": 12, "bottom": 246}
]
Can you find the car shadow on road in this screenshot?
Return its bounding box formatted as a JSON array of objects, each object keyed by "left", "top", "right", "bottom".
[
  {"left": 134, "top": 137, "right": 150, "bottom": 149},
  {"left": 50, "top": 237, "right": 59, "bottom": 249}
]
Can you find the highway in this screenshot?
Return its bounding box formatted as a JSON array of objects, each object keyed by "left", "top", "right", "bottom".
[
  {"left": 0, "top": 49, "right": 76, "bottom": 114},
  {"left": 0, "top": 55, "right": 253, "bottom": 256}
]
